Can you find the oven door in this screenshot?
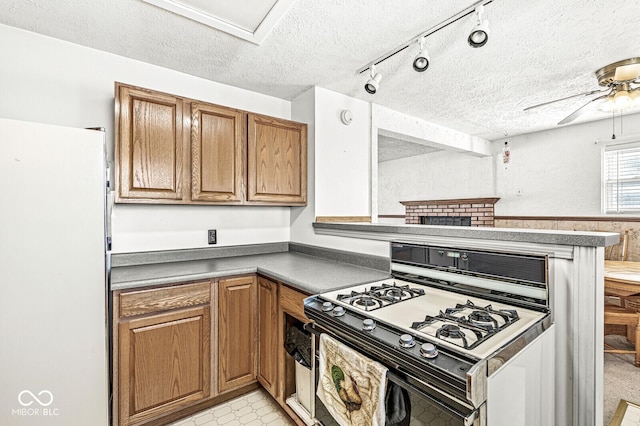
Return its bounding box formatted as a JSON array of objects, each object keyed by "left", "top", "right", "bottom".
[{"left": 309, "top": 330, "right": 486, "bottom": 426}]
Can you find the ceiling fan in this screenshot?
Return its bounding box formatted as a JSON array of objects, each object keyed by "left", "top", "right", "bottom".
[{"left": 524, "top": 57, "right": 640, "bottom": 125}]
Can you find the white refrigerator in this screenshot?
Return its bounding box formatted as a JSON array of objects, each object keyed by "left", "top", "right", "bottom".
[{"left": 0, "top": 118, "right": 110, "bottom": 425}]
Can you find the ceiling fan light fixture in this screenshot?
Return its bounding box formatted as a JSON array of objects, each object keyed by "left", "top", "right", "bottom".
[
  {"left": 600, "top": 95, "right": 616, "bottom": 112},
  {"left": 413, "top": 37, "right": 430, "bottom": 72},
  {"left": 614, "top": 63, "right": 640, "bottom": 82},
  {"left": 630, "top": 89, "right": 640, "bottom": 106},
  {"left": 614, "top": 89, "right": 631, "bottom": 108},
  {"left": 468, "top": 5, "right": 489, "bottom": 48},
  {"left": 365, "top": 64, "right": 382, "bottom": 94}
]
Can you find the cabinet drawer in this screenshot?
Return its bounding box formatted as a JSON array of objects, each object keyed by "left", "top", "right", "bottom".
[
  {"left": 279, "top": 284, "right": 310, "bottom": 323},
  {"left": 119, "top": 281, "right": 211, "bottom": 317}
]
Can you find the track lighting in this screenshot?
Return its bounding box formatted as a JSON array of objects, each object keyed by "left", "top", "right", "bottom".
[
  {"left": 413, "top": 37, "right": 430, "bottom": 72},
  {"left": 468, "top": 5, "right": 489, "bottom": 48},
  {"left": 357, "top": 0, "right": 493, "bottom": 92},
  {"left": 365, "top": 64, "right": 382, "bottom": 94}
]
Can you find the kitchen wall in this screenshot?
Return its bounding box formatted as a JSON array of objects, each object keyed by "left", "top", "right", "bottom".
[
  {"left": 290, "top": 87, "right": 390, "bottom": 257},
  {"left": 0, "top": 24, "right": 394, "bottom": 257},
  {"left": 7, "top": 24, "right": 637, "bottom": 258},
  {"left": 314, "top": 88, "right": 371, "bottom": 218},
  {"left": 0, "top": 24, "right": 292, "bottom": 253},
  {"left": 494, "top": 116, "right": 640, "bottom": 216},
  {"left": 377, "top": 111, "right": 640, "bottom": 222},
  {"left": 373, "top": 103, "right": 493, "bottom": 223},
  {"left": 378, "top": 151, "right": 494, "bottom": 219}
]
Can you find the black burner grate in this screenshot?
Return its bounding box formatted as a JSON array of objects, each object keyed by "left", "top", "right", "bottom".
[
  {"left": 411, "top": 300, "right": 520, "bottom": 349},
  {"left": 337, "top": 282, "right": 425, "bottom": 311}
]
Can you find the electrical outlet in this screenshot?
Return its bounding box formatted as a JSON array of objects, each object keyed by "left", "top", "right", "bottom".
[{"left": 208, "top": 229, "right": 217, "bottom": 245}]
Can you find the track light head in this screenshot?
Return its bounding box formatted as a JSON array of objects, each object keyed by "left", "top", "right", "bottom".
[
  {"left": 365, "top": 64, "right": 382, "bottom": 94},
  {"left": 412, "top": 37, "right": 430, "bottom": 72},
  {"left": 468, "top": 5, "right": 489, "bottom": 48}
]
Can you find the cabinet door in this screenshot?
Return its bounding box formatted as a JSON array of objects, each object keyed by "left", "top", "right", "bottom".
[
  {"left": 257, "top": 277, "right": 279, "bottom": 397},
  {"left": 119, "top": 305, "right": 210, "bottom": 425},
  {"left": 278, "top": 285, "right": 311, "bottom": 405},
  {"left": 247, "top": 114, "right": 307, "bottom": 205},
  {"left": 218, "top": 276, "right": 257, "bottom": 392},
  {"left": 191, "top": 103, "right": 245, "bottom": 202},
  {"left": 115, "top": 83, "right": 186, "bottom": 202}
]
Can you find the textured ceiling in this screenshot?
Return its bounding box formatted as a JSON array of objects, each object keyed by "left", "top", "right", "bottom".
[
  {"left": 378, "top": 135, "right": 440, "bottom": 162},
  {"left": 1, "top": 0, "right": 639, "bottom": 140}
]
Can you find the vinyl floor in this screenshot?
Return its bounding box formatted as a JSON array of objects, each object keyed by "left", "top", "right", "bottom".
[{"left": 169, "top": 389, "right": 295, "bottom": 426}]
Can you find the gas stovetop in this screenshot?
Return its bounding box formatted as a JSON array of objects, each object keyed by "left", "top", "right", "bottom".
[
  {"left": 316, "top": 278, "right": 546, "bottom": 360},
  {"left": 305, "top": 243, "right": 552, "bottom": 412}
]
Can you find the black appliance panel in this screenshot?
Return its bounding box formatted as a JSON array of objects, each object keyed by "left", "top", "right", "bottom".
[
  {"left": 392, "top": 243, "right": 547, "bottom": 286},
  {"left": 391, "top": 243, "right": 428, "bottom": 265},
  {"left": 459, "top": 250, "right": 546, "bottom": 285},
  {"left": 428, "top": 248, "right": 457, "bottom": 268}
]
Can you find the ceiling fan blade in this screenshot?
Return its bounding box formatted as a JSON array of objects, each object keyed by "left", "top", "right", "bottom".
[
  {"left": 614, "top": 63, "right": 640, "bottom": 81},
  {"left": 557, "top": 94, "right": 608, "bottom": 125},
  {"left": 523, "top": 89, "right": 607, "bottom": 112}
]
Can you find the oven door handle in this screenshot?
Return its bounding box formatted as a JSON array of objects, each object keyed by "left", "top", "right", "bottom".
[{"left": 390, "top": 369, "right": 485, "bottom": 426}]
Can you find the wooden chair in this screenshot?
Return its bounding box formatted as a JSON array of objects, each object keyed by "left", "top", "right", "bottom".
[
  {"left": 604, "top": 304, "right": 640, "bottom": 367},
  {"left": 606, "top": 230, "right": 629, "bottom": 261},
  {"left": 604, "top": 230, "right": 631, "bottom": 306},
  {"left": 621, "top": 230, "right": 629, "bottom": 261}
]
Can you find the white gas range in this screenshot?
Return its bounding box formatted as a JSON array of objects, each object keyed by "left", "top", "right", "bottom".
[
  {"left": 304, "top": 242, "right": 555, "bottom": 426},
  {"left": 318, "top": 278, "right": 546, "bottom": 360}
]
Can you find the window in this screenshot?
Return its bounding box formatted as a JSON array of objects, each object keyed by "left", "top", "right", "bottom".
[{"left": 603, "top": 142, "right": 640, "bottom": 213}]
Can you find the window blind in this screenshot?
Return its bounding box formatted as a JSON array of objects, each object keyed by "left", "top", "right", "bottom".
[{"left": 604, "top": 142, "right": 640, "bottom": 213}]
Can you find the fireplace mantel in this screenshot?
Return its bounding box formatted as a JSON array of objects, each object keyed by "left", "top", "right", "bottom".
[{"left": 401, "top": 197, "right": 500, "bottom": 227}]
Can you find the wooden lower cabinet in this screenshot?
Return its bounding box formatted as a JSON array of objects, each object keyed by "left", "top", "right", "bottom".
[
  {"left": 257, "top": 276, "right": 279, "bottom": 397},
  {"left": 218, "top": 275, "right": 258, "bottom": 392},
  {"left": 277, "top": 285, "right": 311, "bottom": 412},
  {"left": 114, "top": 281, "right": 213, "bottom": 426},
  {"left": 119, "top": 306, "right": 211, "bottom": 425},
  {"left": 113, "top": 274, "right": 311, "bottom": 426}
]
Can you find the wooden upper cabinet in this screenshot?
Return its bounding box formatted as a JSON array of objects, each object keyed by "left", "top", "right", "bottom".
[
  {"left": 115, "top": 83, "right": 186, "bottom": 202},
  {"left": 247, "top": 114, "right": 307, "bottom": 205},
  {"left": 191, "top": 103, "right": 245, "bottom": 202},
  {"left": 114, "top": 83, "right": 307, "bottom": 205}
]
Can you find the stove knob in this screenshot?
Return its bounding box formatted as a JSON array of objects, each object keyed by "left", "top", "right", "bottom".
[
  {"left": 362, "top": 318, "right": 376, "bottom": 331},
  {"left": 321, "top": 301, "right": 334, "bottom": 312},
  {"left": 399, "top": 334, "right": 415, "bottom": 348},
  {"left": 332, "top": 306, "right": 346, "bottom": 317},
  {"left": 420, "top": 343, "right": 438, "bottom": 358}
]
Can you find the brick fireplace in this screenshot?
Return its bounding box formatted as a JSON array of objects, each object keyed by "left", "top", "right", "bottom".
[{"left": 401, "top": 197, "right": 500, "bottom": 227}]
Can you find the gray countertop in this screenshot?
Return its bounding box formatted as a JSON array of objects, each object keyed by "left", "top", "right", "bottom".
[
  {"left": 111, "top": 251, "right": 391, "bottom": 294},
  {"left": 313, "top": 222, "right": 620, "bottom": 247},
  {"left": 111, "top": 223, "right": 619, "bottom": 294}
]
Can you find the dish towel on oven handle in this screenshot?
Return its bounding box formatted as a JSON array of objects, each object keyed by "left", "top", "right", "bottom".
[{"left": 317, "top": 333, "right": 388, "bottom": 426}]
